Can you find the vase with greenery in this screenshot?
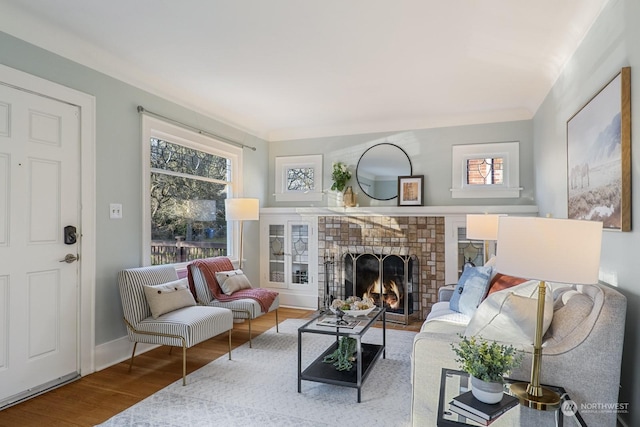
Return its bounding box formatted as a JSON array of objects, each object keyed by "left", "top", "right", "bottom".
[
  {"left": 323, "top": 336, "right": 357, "bottom": 371},
  {"left": 451, "top": 335, "right": 523, "bottom": 404},
  {"left": 331, "top": 162, "right": 352, "bottom": 193}
]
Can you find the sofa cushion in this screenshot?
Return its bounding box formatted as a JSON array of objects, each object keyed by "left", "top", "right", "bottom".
[
  {"left": 449, "top": 265, "right": 493, "bottom": 316},
  {"left": 214, "top": 269, "right": 252, "bottom": 295},
  {"left": 143, "top": 278, "right": 196, "bottom": 319},
  {"left": 425, "top": 301, "right": 472, "bottom": 325},
  {"left": 464, "top": 282, "right": 553, "bottom": 346}
]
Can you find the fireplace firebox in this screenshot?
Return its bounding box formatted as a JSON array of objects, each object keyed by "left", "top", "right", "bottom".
[{"left": 325, "top": 250, "right": 420, "bottom": 324}]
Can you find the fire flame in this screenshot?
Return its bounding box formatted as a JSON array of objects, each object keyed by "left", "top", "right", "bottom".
[{"left": 364, "top": 279, "right": 401, "bottom": 309}]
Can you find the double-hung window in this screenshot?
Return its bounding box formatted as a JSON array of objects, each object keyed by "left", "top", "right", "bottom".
[{"left": 142, "top": 115, "right": 242, "bottom": 266}]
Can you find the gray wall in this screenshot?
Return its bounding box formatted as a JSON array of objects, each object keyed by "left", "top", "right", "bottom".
[
  {"left": 268, "top": 120, "right": 535, "bottom": 208},
  {"left": 0, "top": 31, "right": 269, "bottom": 345},
  {"left": 533, "top": 0, "right": 638, "bottom": 425}
]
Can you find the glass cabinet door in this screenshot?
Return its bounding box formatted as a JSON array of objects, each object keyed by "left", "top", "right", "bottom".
[
  {"left": 262, "top": 217, "right": 314, "bottom": 291},
  {"left": 289, "top": 224, "right": 309, "bottom": 285},
  {"left": 269, "top": 224, "right": 285, "bottom": 285}
]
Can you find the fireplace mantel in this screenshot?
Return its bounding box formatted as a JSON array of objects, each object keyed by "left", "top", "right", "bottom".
[{"left": 261, "top": 205, "right": 538, "bottom": 217}]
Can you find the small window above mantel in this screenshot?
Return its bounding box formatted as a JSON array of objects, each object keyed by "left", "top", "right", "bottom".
[
  {"left": 451, "top": 142, "right": 522, "bottom": 198},
  {"left": 275, "top": 154, "right": 323, "bottom": 202}
]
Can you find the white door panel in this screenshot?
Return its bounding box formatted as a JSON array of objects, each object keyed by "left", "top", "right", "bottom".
[{"left": 0, "top": 84, "right": 80, "bottom": 406}]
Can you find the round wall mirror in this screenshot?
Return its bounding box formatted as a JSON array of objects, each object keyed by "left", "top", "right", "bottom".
[{"left": 356, "top": 143, "right": 412, "bottom": 200}]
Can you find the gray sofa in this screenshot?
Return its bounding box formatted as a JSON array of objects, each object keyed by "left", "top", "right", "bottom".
[{"left": 411, "top": 281, "right": 627, "bottom": 427}]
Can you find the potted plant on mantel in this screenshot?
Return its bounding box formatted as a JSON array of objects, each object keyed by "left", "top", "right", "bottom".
[
  {"left": 330, "top": 162, "right": 352, "bottom": 206},
  {"left": 451, "top": 335, "right": 523, "bottom": 404}
]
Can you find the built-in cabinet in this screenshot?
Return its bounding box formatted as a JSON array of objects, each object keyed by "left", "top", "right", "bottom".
[{"left": 260, "top": 212, "right": 318, "bottom": 309}]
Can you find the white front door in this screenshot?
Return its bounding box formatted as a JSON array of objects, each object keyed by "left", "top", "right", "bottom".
[{"left": 0, "top": 83, "right": 81, "bottom": 407}]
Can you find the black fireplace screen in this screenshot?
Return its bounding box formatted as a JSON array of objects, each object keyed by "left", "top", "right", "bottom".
[{"left": 342, "top": 253, "right": 417, "bottom": 316}]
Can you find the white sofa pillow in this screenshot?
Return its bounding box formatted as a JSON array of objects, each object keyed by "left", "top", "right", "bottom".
[
  {"left": 143, "top": 278, "right": 196, "bottom": 319},
  {"left": 215, "top": 269, "right": 252, "bottom": 295},
  {"left": 464, "top": 282, "right": 553, "bottom": 346}
]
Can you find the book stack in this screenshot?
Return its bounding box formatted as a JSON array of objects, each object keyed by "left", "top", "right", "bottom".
[
  {"left": 316, "top": 317, "right": 360, "bottom": 329},
  {"left": 448, "top": 391, "right": 518, "bottom": 425}
]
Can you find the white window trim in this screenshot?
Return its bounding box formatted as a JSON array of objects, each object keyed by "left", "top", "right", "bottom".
[
  {"left": 141, "top": 115, "right": 243, "bottom": 267},
  {"left": 274, "top": 154, "right": 323, "bottom": 202},
  {"left": 451, "top": 141, "right": 521, "bottom": 198}
]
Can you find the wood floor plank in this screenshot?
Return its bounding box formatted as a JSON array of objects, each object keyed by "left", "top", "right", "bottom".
[{"left": 0, "top": 307, "right": 420, "bottom": 427}]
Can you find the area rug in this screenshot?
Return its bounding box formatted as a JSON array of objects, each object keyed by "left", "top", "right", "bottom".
[{"left": 98, "top": 319, "right": 417, "bottom": 427}]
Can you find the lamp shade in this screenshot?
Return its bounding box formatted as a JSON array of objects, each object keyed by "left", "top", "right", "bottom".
[
  {"left": 495, "top": 216, "right": 602, "bottom": 284},
  {"left": 225, "top": 198, "right": 259, "bottom": 221},
  {"left": 466, "top": 214, "right": 504, "bottom": 241}
]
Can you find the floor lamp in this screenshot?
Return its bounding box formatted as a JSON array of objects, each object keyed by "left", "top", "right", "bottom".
[
  {"left": 466, "top": 214, "right": 504, "bottom": 264},
  {"left": 495, "top": 216, "right": 602, "bottom": 410},
  {"left": 225, "top": 198, "right": 259, "bottom": 269}
]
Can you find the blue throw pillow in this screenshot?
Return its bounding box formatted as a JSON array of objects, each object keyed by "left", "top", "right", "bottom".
[{"left": 450, "top": 265, "right": 493, "bottom": 316}]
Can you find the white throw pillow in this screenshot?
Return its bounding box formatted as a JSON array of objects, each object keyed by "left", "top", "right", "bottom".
[
  {"left": 215, "top": 269, "right": 252, "bottom": 295},
  {"left": 464, "top": 283, "right": 553, "bottom": 346},
  {"left": 143, "top": 278, "right": 196, "bottom": 319}
]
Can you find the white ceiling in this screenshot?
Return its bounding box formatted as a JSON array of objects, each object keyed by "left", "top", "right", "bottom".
[{"left": 1, "top": 0, "right": 609, "bottom": 141}]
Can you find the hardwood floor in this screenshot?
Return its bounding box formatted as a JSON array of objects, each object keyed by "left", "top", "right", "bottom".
[{"left": 0, "top": 308, "right": 421, "bottom": 427}]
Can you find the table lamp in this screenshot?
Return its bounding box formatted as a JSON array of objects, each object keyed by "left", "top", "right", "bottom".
[
  {"left": 225, "top": 198, "right": 259, "bottom": 269},
  {"left": 466, "top": 214, "right": 504, "bottom": 264},
  {"left": 495, "top": 216, "right": 602, "bottom": 410}
]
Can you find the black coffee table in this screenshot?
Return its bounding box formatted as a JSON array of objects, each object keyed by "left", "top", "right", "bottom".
[{"left": 297, "top": 307, "right": 386, "bottom": 402}]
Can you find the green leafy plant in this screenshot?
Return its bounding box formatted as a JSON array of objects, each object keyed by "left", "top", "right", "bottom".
[
  {"left": 323, "top": 336, "right": 357, "bottom": 371},
  {"left": 451, "top": 334, "right": 523, "bottom": 383},
  {"left": 330, "top": 162, "right": 352, "bottom": 192}
]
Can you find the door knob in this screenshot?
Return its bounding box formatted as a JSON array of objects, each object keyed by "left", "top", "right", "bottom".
[{"left": 59, "top": 253, "right": 79, "bottom": 263}]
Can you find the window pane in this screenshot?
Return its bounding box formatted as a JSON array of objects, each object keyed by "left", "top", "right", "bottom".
[
  {"left": 151, "top": 138, "right": 229, "bottom": 180},
  {"left": 466, "top": 158, "right": 503, "bottom": 185},
  {"left": 150, "top": 172, "right": 228, "bottom": 265},
  {"left": 286, "top": 167, "right": 315, "bottom": 191}
]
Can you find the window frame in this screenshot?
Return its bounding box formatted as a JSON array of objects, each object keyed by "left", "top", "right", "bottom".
[
  {"left": 141, "top": 115, "right": 243, "bottom": 267},
  {"left": 274, "top": 154, "right": 323, "bottom": 202},
  {"left": 451, "top": 141, "right": 521, "bottom": 198}
]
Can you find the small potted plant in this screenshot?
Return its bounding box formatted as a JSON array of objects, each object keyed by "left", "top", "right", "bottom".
[
  {"left": 451, "top": 335, "right": 523, "bottom": 404},
  {"left": 331, "top": 162, "right": 352, "bottom": 192}
]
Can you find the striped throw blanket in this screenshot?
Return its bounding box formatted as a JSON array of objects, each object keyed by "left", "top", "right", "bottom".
[{"left": 187, "top": 257, "right": 278, "bottom": 313}]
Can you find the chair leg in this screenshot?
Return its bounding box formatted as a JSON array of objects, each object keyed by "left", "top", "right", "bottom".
[
  {"left": 275, "top": 309, "right": 279, "bottom": 332},
  {"left": 248, "top": 317, "right": 253, "bottom": 348},
  {"left": 182, "top": 341, "right": 187, "bottom": 386},
  {"left": 128, "top": 342, "right": 138, "bottom": 372},
  {"left": 228, "top": 330, "right": 232, "bottom": 360}
]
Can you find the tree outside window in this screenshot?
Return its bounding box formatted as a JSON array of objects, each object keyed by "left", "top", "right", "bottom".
[{"left": 149, "top": 138, "right": 231, "bottom": 265}]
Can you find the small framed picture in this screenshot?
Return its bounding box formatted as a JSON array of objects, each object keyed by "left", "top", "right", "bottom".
[{"left": 398, "top": 175, "right": 424, "bottom": 206}]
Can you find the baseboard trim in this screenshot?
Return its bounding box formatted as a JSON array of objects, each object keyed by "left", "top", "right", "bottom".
[{"left": 94, "top": 336, "right": 159, "bottom": 372}]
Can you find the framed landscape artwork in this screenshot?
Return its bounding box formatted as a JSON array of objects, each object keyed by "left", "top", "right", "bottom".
[
  {"left": 567, "top": 67, "right": 631, "bottom": 231},
  {"left": 398, "top": 175, "right": 424, "bottom": 206}
]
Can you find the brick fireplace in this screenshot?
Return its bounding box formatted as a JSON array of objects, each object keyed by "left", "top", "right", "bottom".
[{"left": 317, "top": 215, "right": 446, "bottom": 322}]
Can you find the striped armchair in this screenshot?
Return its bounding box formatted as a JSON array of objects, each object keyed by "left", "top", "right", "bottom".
[
  {"left": 188, "top": 257, "right": 279, "bottom": 348},
  {"left": 118, "top": 264, "right": 234, "bottom": 385}
]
